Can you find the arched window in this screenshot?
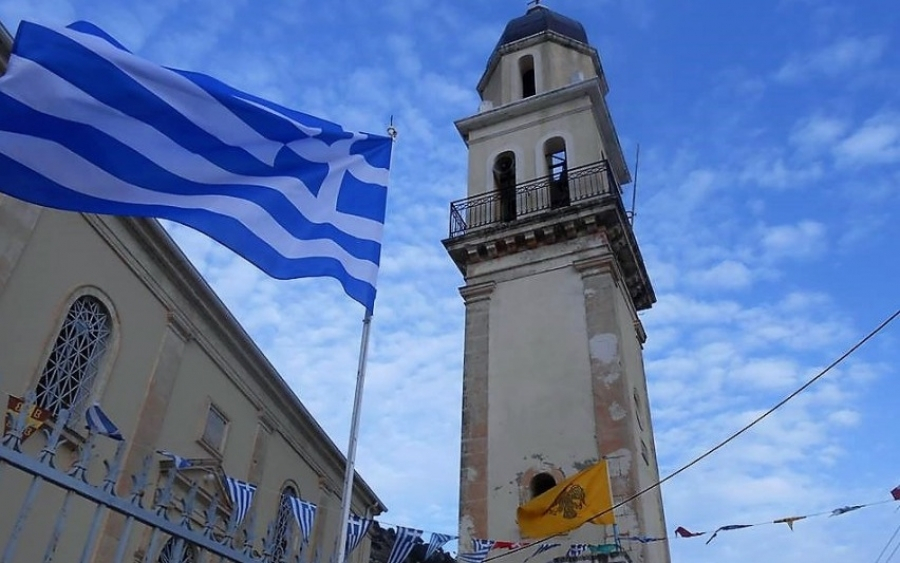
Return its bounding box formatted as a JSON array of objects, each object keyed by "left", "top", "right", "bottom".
[
  {"left": 158, "top": 537, "right": 197, "bottom": 563},
  {"left": 271, "top": 486, "right": 299, "bottom": 561},
  {"left": 530, "top": 473, "right": 557, "bottom": 499},
  {"left": 493, "top": 152, "right": 517, "bottom": 222},
  {"left": 519, "top": 55, "right": 536, "bottom": 98},
  {"left": 543, "top": 137, "right": 569, "bottom": 208},
  {"left": 36, "top": 295, "right": 112, "bottom": 421}
]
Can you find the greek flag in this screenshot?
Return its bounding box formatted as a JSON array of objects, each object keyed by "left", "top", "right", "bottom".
[
  {"left": 0, "top": 21, "right": 393, "bottom": 311},
  {"left": 345, "top": 515, "right": 373, "bottom": 560},
  {"left": 84, "top": 404, "right": 123, "bottom": 440},
  {"left": 522, "top": 542, "right": 560, "bottom": 563},
  {"left": 424, "top": 533, "right": 456, "bottom": 560},
  {"left": 565, "top": 544, "right": 588, "bottom": 558},
  {"left": 156, "top": 449, "right": 192, "bottom": 469},
  {"left": 289, "top": 497, "right": 318, "bottom": 544},
  {"left": 224, "top": 476, "right": 256, "bottom": 526},
  {"left": 458, "top": 539, "right": 494, "bottom": 563},
  {"left": 386, "top": 526, "right": 423, "bottom": 563}
]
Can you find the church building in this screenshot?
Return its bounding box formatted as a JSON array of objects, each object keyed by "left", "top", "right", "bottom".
[{"left": 444, "top": 6, "right": 670, "bottom": 563}]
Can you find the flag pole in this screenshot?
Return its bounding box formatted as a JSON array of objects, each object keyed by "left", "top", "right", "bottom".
[
  {"left": 335, "top": 122, "right": 396, "bottom": 563},
  {"left": 335, "top": 313, "right": 373, "bottom": 563}
]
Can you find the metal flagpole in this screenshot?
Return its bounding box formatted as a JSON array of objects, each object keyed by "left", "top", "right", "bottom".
[
  {"left": 335, "top": 313, "right": 373, "bottom": 563},
  {"left": 335, "top": 121, "right": 397, "bottom": 563}
]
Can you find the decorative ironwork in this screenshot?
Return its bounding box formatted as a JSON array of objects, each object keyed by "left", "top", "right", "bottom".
[
  {"left": 159, "top": 537, "right": 197, "bottom": 562},
  {"left": 36, "top": 295, "right": 112, "bottom": 421},
  {"left": 448, "top": 160, "right": 620, "bottom": 238},
  {"left": 0, "top": 393, "right": 302, "bottom": 563},
  {"left": 269, "top": 488, "right": 296, "bottom": 562}
]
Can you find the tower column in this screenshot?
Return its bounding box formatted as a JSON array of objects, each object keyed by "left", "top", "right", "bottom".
[
  {"left": 575, "top": 254, "right": 655, "bottom": 559},
  {"left": 458, "top": 281, "right": 496, "bottom": 549}
]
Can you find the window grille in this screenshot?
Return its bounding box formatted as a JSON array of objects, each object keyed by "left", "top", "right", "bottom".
[
  {"left": 36, "top": 295, "right": 112, "bottom": 422},
  {"left": 158, "top": 537, "right": 197, "bottom": 563},
  {"left": 271, "top": 487, "right": 297, "bottom": 561}
]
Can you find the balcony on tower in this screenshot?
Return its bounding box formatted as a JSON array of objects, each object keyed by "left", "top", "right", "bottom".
[
  {"left": 443, "top": 157, "right": 654, "bottom": 312},
  {"left": 448, "top": 159, "right": 621, "bottom": 238}
]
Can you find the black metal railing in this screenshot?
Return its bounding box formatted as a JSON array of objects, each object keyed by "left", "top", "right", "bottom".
[{"left": 448, "top": 160, "right": 619, "bottom": 238}]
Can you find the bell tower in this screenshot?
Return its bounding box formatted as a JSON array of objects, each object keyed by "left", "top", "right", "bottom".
[{"left": 444, "top": 6, "right": 670, "bottom": 563}]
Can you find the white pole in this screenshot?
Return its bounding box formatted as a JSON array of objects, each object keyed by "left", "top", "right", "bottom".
[
  {"left": 335, "top": 122, "right": 396, "bottom": 563},
  {"left": 335, "top": 313, "right": 373, "bottom": 563}
]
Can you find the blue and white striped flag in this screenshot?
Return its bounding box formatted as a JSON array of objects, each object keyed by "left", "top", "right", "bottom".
[
  {"left": 345, "top": 515, "right": 373, "bottom": 561},
  {"left": 565, "top": 544, "right": 588, "bottom": 558},
  {"left": 0, "top": 21, "right": 393, "bottom": 312},
  {"left": 458, "top": 539, "right": 494, "bottom": 563},
  {"left": 156, "top": 449, "right": 192, "bottom": 469},
  {"left": 522, "top": 542, "right": 560, "bottom": 563},
  {"left": 386, "top": 526, "right": 423, "bottom": 563},
  {"left": 224, "top": 476, "right": 256, "bottom": 526},
  {"left": 288, "top": 497, "right": 317, "bottom": 544},
  {"left": 84, "top": 404, "right": 122, "bottom": 440},
  {"left": 424, "top": 533, "right": 456, "bottom": 560}
]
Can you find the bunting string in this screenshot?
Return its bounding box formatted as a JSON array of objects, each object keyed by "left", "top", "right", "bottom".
[
  {"left": 675, "top": 487, "right": 900, "bottom": 544},
  {"left": 40, "top": 393, "right": 900, "bottom": 558}
]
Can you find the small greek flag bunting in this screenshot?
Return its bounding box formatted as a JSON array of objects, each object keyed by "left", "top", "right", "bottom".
[
  {"left": 0, "top": 21, "right": 393, "bottom": 312},
  {"left": 84, "top": 404, "right": 123, "bottom": 440},
  {"left": 224, "top": 476, "right": 256, "bottom": 526},
  {"left": 458, "top": 539, "right": 495, "bottom": 563},
  {"left": 565, "top": 544, "right": 588, "bottom": 558},
  {"left": 156, "top": 449, "right": 192, "bottom": 469},
  {"left": 289, "top": 497, "right": 318, "bottom": 544},
  {"left": 344, "top": 515, "right": 373, "bottom": 560},
  {"left": 523, "top": 543, "right": 560, "bottom": 563},
  {"left": 387, "top": 526, "right": 423, "bottom": 563},
  {"left": 424, "top": 533, "right": 456, "bottom": 560}
]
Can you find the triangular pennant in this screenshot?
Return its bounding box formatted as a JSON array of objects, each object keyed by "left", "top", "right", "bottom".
[
  {"left": 386, "top": 526, "right": 423, "bottom": 563},
  {"left": 223, "top": 476, "right": 256, "bottom": 526},
  {"left": 289, "top": 497, "right": 318, "bottom": 544},
  {"left": 424, "top": 533, "right": 455, "bottom": 560},
  {"left": 85, "top": 404, "right": 123, "bottom": 440}
]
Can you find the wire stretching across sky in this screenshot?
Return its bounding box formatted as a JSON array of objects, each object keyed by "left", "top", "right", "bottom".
[{"left": 485, "top": 307, "right": 900, "bottom": 562}]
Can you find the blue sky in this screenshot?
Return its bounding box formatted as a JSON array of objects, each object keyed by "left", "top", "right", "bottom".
[{"left": 3, "top": 0, "right": 899, "bottom": 562}]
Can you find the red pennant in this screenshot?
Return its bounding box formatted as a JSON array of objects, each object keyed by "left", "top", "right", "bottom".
[{"left": 674, "top": 526, "right": 705, "bottom": 538}]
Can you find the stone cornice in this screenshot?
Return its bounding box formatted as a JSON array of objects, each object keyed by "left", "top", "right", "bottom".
[{"left": 459, "top": 281, "right": 496, "bottom": 304}]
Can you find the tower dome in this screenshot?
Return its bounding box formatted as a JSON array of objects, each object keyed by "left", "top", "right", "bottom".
[{"left": 496, "top": 5, "right": 589, "bottom": 48}]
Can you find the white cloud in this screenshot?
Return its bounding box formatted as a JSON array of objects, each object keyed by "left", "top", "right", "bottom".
[
  {"left": 688, "top": 260, "right": 754, "bottom": 291},
  {"left": 790, "top": 115, "right": 849, "bottom": 150},
  {"left": 834, "top": 112, "right": 900, "bottom": 166},
  {"left": 775, "top": 36, "right": 888, "bottom": 82},
  {"left": 739, "top": 155, "right": 824, "bottom": 189},
  {"left": 758, "top": 221, "right": 826, "bottom": 259}
]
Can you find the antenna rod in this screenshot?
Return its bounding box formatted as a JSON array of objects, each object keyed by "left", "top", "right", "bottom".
[{"left": 630, "top": 143, "right": 640, "bottom": 226}]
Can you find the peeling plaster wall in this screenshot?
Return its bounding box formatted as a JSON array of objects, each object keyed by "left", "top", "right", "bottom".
[
  {"left": 458, "top": 234, "right": 670, "bottom": 563},
  {"left": 487, "top": 264, "right": 597, "bottom": 541}
]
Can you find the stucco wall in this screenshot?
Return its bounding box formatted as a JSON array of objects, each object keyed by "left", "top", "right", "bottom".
[{"left": 457, "top": 234, "right": 669, "bottom": 563}]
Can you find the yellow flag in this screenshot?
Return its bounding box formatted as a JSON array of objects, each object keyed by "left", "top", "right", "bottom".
[{"left": 517, "top": 460, "right": 615, "bottom": 538}]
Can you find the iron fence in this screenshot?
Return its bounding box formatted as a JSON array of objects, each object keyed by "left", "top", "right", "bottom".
[{"left": 0, "top": 393, "right": 299, "bottom": 563}]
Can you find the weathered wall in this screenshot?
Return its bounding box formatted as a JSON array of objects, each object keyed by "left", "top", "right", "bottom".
[{"left": 457, "top": 233, "right": 669, "bottom": 563}]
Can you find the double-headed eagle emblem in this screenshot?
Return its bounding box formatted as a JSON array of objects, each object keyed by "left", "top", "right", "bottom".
[{"left": 548, "top": 484, "right": 587, "bottom": 519}]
